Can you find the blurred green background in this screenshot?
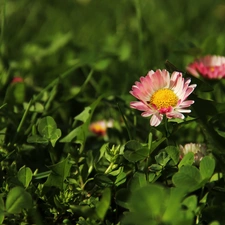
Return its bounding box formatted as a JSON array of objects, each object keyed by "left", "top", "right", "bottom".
[{"left": 1, "top": 0, "right": 225, "bottom": 96}]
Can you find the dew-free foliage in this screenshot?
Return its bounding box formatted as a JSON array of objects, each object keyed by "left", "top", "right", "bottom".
[
  {"left": 17, "top": 166, "right": 33, "bottom": 188},
  {"left": 27, "top": 116, "right": 61, "bottom": 147},
  {"left": 44, "top": 156, "right": 73, "bottom": 190},
  {"left": 1, "top": 0, "right": 225, "bottom": 224},
  {"left": 5, "top": 187, "right": 32, "bottom": 214}
]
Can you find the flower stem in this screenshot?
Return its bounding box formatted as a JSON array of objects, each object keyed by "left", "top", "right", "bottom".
[{"left": 163, "top": 116, "right": 169, "bottom": 137}]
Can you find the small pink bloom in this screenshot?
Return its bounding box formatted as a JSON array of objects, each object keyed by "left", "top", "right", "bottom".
[
  {"left": 89, "top": 120, "right": 113, "bottom": 136},
  {"left": 186, "top": 55, "right": 225, "bottom": 79},
  {"left": 130, "top": 69, "right": 196, "bottom": 126},
  {"left": 179, "top": 143, "right": 208, "bottom": 165},
  {"left": 11, "top": 77, "right": 23, "bottom": 84}
]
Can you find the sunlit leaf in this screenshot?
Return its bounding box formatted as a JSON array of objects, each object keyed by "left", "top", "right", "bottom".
[
  {"left": 38, "top": 116, "right": 57, "bottom": 139},
  {"left": 178, "top": 152, "right": 194, "bottom": 168},
  {"left": 50, "top": 128, "right": 62, "bottom": 147},
  {"left": 18, "top": 166, "right": 33, "bottom": 188},
  {"left": 75, "top": 106, "right": 91, "bottom": 123},
  {"left": 200, "top": 156, "right": 215, "bottom": 180},
  {"left": 182, "top": 195, "right": 197, "bottom": 212},
  {"left": 172, "top": 165, "right": 201, "bottom": 192}
]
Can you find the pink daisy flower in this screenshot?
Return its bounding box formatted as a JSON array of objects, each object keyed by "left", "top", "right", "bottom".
[
  {"left": 11, "top": 77, "right": 23, "bottom": 84},
  {"left": 130, "top": 69, "right": 197, "bottom": 126},
  {"left": 186, "top": 55, "right": 225, "bottom": 79}
]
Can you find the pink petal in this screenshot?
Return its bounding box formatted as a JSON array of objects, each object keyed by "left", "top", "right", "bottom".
[
  {"left": 130, "top": 101, "right": 149, "bottom": 111},
  {"left": 150, "top": 114, "right": 163, "bottom": 126}
]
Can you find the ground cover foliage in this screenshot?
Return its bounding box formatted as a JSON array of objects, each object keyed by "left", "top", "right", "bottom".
[{"left": 1, "top": 0, "right": 225, "bottom": 224}]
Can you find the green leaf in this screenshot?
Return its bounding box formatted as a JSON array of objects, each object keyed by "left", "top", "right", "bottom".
[
  {"left": 123, "top": 140, "right": 149, "bottom": 163},
  {"left": 172, "top": 165, "right": 201, "bottom": 192},
  {"left": 149, "top": 164, "right": 162, "bottom": 172},
  {"left": 38, "top": 116, "right": 57, "bottom": 139},
  {"left": 5, "top": 187, "right": 32, "bottom": 214},
  {"left": 96, "top": 143, "right": 109, "bottom": 163},
  {"left": 155, "top": 151, "right": 170, "bottom": 166},
  {"left": 122, "top": 184, "right": 194, "bottom": 225},
  {"left": 50, "top": 128, "right": 62, "bottom": 147},
  {"left": 209, "top": 221, "right": 220, "bottom": 225},
  {"left": 182, "top": 195, "right": 197, "bottom": 212},
  {"left": 95, "top": 188, "right": 111, "bottom": 220},
  {"left": 60, "top": 96, "right": 102, "bottom": 146},
  {"left": 35, "top": 116, "right": 62, "bottom": 146},
  {"left": 210, "top": 173, "right": 223, "bottom": 182},
  {"left": 178, "top": 152, "right": 194, "bottom": 168},
  {"left": 165, "top": 146, "right": 180, "bottom": 165},
  {"left": 60, "top": 125, "right": 86, "bottom": 144},
  {"left": 44, "top": 157, "right": 72, "bottom": 190},
  {"left": 23, "top": 102, "right": 44, "bottom": 112},
  {"left": 128, "top": 184, "right": 166, "bottom": 216},
  {"left": 0, "top": 212, "right": 4, "bottom": 225},
  {"left": 94, "top": 174, "right": 114, "bottom": 187},
  {"left": 114, "top": 171, "right": 126, "bottom": 186},
  {"left": 200, "top": 156, "right": 215, "bottom": 180},
  {"left": 18, "top": 166, "right": 33, "bottom": 188},
  {"left": 162, "top": 187, "right": 187, "bottom": 222},
  {"left": 27, "top": 134, "right": 49, "bottom": 145},
  {"left": 75, "top": 106, "right": 91, "bottom": 122}
]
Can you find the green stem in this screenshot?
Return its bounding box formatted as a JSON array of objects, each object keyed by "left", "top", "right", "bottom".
[
  {"left": 33, "top": 170, "right": 51, "bottom": 179},
  {"left": 0, "top": 149, "right": 16, "bottom": 162},
  {"left": 117, "top": 103, "right": 132, "bottom": 140},
  {"left": 105, "top": 162, "right": 115, "bottom": 174},
  {"left": 12, "top": 99, "right": 33, "bottom": 144},
  {"left": 148, "top": 132, "right": 152, "bottom": 151},
  {"left": 79, "top": 69, "right": 94, "bottom": 93},
  {"left": 163, "top": 116, "right": 169, "bottom": 137}
]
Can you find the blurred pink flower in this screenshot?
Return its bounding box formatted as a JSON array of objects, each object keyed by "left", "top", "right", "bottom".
[
  {"left": 179, "top": 143, "right": 208, "bottom": 165},
  {"left": 186, "top": 55, "right": 225, "bottom": 79},
  {"left": 130, "top": 69, "right": 196, "bottom": 126},
  {"left": 11, "top": 77, "right": 23, "bottom": 83},
  {"left": 89, "top": 120, "right": 113, "bottom": 136}
]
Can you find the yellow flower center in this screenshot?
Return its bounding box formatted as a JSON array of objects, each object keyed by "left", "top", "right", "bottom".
[
  {"left": 150, "top": 88, "right": 178, "bottom": 109},
  {"left": 210, "top": 66, "right": 215, "bottom": 72}
]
